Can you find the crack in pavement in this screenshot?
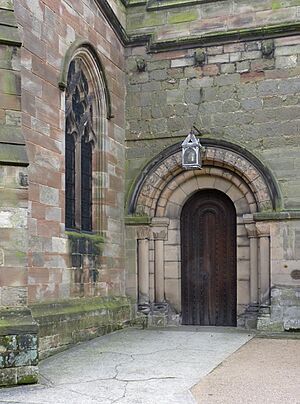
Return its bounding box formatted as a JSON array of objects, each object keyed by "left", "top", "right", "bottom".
[{"left": 111, "top": 381, "right": 129, "bottom": 404}]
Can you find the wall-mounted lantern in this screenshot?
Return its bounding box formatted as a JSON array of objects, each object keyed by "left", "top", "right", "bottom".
[{"left": 182, "top": 129, "right": 203, "bottom": 170}]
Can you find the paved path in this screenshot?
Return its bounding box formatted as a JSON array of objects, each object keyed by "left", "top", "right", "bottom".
[
  {"left": 192, "top": 337, "right": 300, "bottom": 404},
  {"left": 0, "top": 327, "right": 252, "bottom": 404}
]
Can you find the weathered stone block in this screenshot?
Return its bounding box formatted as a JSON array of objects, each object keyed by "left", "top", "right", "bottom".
[
  {"left": 39, "top": 185, "right": 59, "bottom": 206},
  {"left": 241, "top": 98, "right": 262, "bottom": 110},
  {"left": 214, "top": 73, "right": 240, "bottom": 86},
  {"left": 0, "top": 367, "right": 17, "bottom": 386},
  {"left": 184, "top": 88, "right": 201, "bottom": 104},
  {"left": 171, "top": 58, "right": 193, "bottom": 68},
  {"left": 17, "top": 365, "right": 38, "bottom": 385},
  {"left": 236, "top": 60, "right": 250, "bottom": 73},
  {"left": 221, "top": 63, "right": 236, "bottom": 74},
  {"left": 230, "top": 52, "right": 242, "bottom": 62},
  {"left": 149, "top": 69, "right": 168, "bottom": 81},
  {"left": 208, "top": 54, "right": 229, "bottom": 64},
  {"left": 166, "top": 89, "right": 184, "bottom": 103},
  {"left": 276, "top": 55, "right": 297, "bottom": 69}
]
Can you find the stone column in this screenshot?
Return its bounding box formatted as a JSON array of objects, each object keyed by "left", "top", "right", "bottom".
[
  {"left": 244, "top": 218, "right": 259, "bottom": 304},
  {"left": 256, "top": 222, "right": 271, "bottom": 306},
  {"left": 153, "top": 230, "right": 167, "bottom": 303},
  {"left": 137, "top": 227, "right": 150, "bottom": 306},
  {"left": 151, "top": 217, "right": 169, "bottom": 304}
]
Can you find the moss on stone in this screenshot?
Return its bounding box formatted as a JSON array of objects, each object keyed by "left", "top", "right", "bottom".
[
  {"left": 17, "top": 374, "right": 38, "bottom": 385},
  {"left": 1, "top": 70, "right": 18, "bottom": 95},
  {"left": 149, "top": 21, "right": 300, "bottom": 52},
  {"left": 65, "top": 231, "right": 104, "bottom": 255},
  {"left": 271, "top": 1, "right": 281, "bottom": 10},
  {"left": 15, "top": 251, "right": 26, "bottom": 263},
  {"left": 0, "top": 143, "right": 28, "bottom": 165},
  {"left": 125, "top": 215, "right": 151, "bottom": 225},
  {"left": 30, "top": 296, "right": 130, "bottom": 318},
  {"left": 0, "top": 335, "right": 12, "bottom": 348},
  {"left": 167, "top": 10, "right": 198, "bottom": 24},
  {"left": 0, "top": 24, "right": 21, "bottom": 46},
  {"left": 147, "top": 0, "right": 205, "bottom": 10},
  {"left": 143, "top": 12, "right": 165, "bottom": 27}
]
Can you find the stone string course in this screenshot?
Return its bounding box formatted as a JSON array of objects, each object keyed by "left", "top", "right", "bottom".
[{"left": 126, "top": 0, "right": 300, "bottom": 44}]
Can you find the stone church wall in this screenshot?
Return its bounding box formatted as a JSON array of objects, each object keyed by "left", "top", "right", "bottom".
[{"left": 14, "top": 0, "right": 127, "bottom": 303}]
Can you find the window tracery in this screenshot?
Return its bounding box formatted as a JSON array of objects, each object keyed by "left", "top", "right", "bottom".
[{"left": 65, "top": 58, "right": 95, "bottom": 231}]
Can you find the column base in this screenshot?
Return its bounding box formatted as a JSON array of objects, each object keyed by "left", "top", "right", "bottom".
[
  {"left": 237, "top": 303, "right": 260, "bottom": 329},
  {"left": 138, "top": 302, "right": 181, "bottom": 327}
]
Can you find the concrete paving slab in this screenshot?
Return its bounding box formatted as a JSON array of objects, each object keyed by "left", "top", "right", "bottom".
[{"left": 0, "top": 327, "right": 253, "bottom": 404}]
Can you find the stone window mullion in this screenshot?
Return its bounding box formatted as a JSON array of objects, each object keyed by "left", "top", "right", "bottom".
[{"left": 74, "top": 136, "right": 82, "bottom": 230}]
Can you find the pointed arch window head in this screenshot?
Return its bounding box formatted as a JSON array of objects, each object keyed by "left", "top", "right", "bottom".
[
  {"left": 65, "top": 58, "right": 94, "bottom": 231},
  {"left": 66, "top": 59, "right": 96, "bottom": 147}
]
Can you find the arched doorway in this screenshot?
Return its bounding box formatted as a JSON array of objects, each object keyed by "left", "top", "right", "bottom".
[
  {"left": 127, "top": 141, "right": 279, "bottom": 325},
  {"left": 181, "top": 189, "right": 237, "bottom": 326}
]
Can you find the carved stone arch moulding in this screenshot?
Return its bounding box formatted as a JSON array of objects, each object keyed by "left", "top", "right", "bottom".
[
  {"left": 155, "top": 166, "right": 257, "bottom": 218},
  {"left": 128, "top": 139, "right": 282, "bottom": 217}
]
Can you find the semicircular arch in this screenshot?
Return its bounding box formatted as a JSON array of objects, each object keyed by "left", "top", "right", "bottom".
[
  {"left": 155, "top": 166, "right": 257, "bottom": 219},
  {"left": 128, "top": 139, "right": 282, "bottom": 216}
]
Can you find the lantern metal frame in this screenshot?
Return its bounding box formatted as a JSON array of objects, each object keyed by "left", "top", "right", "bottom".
[{"left": 181, "top": 129, "right": 203, "bottom": 170}]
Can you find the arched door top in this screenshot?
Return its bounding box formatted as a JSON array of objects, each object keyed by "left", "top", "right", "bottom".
[{"left": 128, "top": 139, "right": 282, "bottom": 216}]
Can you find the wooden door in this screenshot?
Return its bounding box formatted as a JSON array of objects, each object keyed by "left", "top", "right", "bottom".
[{"left": 181, "top": 189, "right": 237, "bottom": 326}]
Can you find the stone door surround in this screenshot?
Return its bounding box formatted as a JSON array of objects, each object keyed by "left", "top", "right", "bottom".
[{"left": 129, "top": 140, "right": 280, "bottom": 320}]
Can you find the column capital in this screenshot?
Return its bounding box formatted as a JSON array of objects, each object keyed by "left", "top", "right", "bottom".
[
  {"left": 153, "top": 230, "right": 167, "bottom": 240},
  {"left": 255, "top": 222, "right": 271, "bottom": 237},
  {"left": 137, "top": 226, "right": 151, "bottom": 240},
  {"left": 245, "top": 223, "right": 257, "bottom": 238}
]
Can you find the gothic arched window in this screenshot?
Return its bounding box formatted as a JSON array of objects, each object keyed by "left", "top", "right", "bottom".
[{"left": 65, "top": 58, "right": 95, "bottom": 231}]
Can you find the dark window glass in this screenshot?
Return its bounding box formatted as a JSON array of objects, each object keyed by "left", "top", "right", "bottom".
[
  {"left": 65, "top": 58, "right": 94, "bottom": 231},
  {"left": 81, "top": 135, "right": 92, "bottom": 231},
  {"left": 65, "top": 133, "right": 75, "bottom": 229}
]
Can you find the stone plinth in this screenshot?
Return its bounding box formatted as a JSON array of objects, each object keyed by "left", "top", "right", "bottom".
[{"left": 0, "top": 307, "right": 38, "bottom": 387}]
